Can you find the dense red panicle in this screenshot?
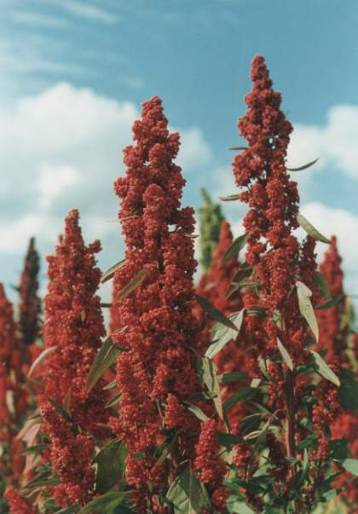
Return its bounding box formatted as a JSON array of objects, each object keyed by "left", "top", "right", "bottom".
[
  {"left": 194, "top": 419, "right": 226, "bottom": 486},
  {"left": 0, "top": 284, "right": 19, "bottom": 442},
  {"left": 40, "top": 209, "right": 108, "bottom": 506},
  {"left": 232, "top": 55, "right": 317, "bottom": 362},
  {"left": 316, "top": 236, "right": 348, "bottom": 364},
  {"left": 18, "top": 237, "right": 40, "bottom": 347},
  {"left": 110, "top": 97, "right": 200, "bottom": 491},
  {"left": 5, "top": 486, "right": 35, "bottom": 514}
]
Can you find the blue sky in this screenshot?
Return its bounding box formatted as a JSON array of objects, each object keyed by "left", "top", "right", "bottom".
[{"left": 1, "top": 0, "right": 358, "bottom": 303}]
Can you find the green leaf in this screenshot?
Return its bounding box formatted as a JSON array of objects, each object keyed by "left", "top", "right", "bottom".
[
  {"left": 227, "top": 497, "right": 255, "bottom": 514},
  {"left": 166, "top": 467, "right": 210, "bottom": 513},
  {"left": 219, "top": 194, "right": 241, "bottom": 202},
  {"left": 87, "top": 336, "right": 124, "bottom": 392},
  {"left": 116, "top": 269, "right": 147, "bottom": 301},
  {"left": 101, "top": 258, "right": 127, "bottom": 283},
  {"left": 224, "top": 387, "right": 257, "bottom": 413},
  {"left": 287, "top": 157, "right": 319, "bottom": 172},
  {"left": 28, "top": 345, "right": 57, "bottom": 378},
  {"left": 197, "top": 357, "right": 223, "bottom": 420},
  {"left": 206, "top": 310, "right": 245, "bottom": 359},
  {"left": 95, "top": 440, "right": 127, "bottom": 493},
  {"left": 217, "top": 432, "right": 241, "bottom": 447},
  {"left": 277, "top": 338, "right": 294, "bottom": 371},
  {"left": 339, "top": 368, "right": 358, "bottom": 411},
  {"left": 220, "top": 371, "right": 247, "bottom": 384},
  {"left": 79, "top": 492, "right": 131, "bottom": 514},
  {"left": 310, "top": 351, "right": 340, "bottom": 387},
  {"left": 297, "top": 213, "right": 330, "bottom": 244},
  {"left": 330, "top": 439, "right": 351, "bottom": 462},
  {"left": 296, "top": 281, "right": 319, "bottom": 342},
  {"left": 105, "top": 393, "right": 121, "bottom": 408},
  {"left": 315, "top": 294, "right": 344, "bottom": 310},
  {"left": 185, "top": 403, "right": 209, "bottom": 422},
  {"left": 314, "top": 272, "right": 332, "bottom": 301},
  {"left": 223, "top": 234, "right": 247, "bottom": 262},
  {"left": 54, "top": 506, "right": 80, "bottom": 514},
  {"left": 342, "top": 458, "right": 358, "bottom": 476},
  {"left": 194, "top": 295, "right": 239, "bottom": 331}
]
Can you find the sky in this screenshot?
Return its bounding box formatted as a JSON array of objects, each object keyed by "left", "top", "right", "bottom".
[{"left": 1, "top": 0, "right": 358, "bottom": 307}]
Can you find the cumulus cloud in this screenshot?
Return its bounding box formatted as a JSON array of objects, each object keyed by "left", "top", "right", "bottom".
[
  {"left": 0, "top": 81, "right": 214, "bottom": 287},
  {"left": 288, "top": 104, "right": 358, "bottom": 179}
]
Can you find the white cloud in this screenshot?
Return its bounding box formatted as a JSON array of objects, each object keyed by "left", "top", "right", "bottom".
[
  {"left": 37, "top": 164, "right": 81, "bottom": 209},
  {"left": 288, "top": 104, "right": 358, "bottom": 179},
  {"left": 59, "top": 1, "right": 119, "bottom": 24},
  {"left": 0, "top": 82, "right": 213, "bottom": 275}
]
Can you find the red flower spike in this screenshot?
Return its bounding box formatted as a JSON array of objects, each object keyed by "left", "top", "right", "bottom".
[
  {"left": 110, "top": 97, "right": 201, "bottom": 493},
  {"left": 40, "top": 209, "right": 108, "bottom": 506},
  {"left": 18, "top": 237, "right": 41, "bottom": 347}
]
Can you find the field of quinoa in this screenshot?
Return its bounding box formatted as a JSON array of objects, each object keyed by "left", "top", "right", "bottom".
[{"left": 1, "top": 56, "right": 357, "bottom": 514}]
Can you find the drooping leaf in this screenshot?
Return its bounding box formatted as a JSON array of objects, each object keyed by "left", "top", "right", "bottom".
[
  {"left": 79, "top": 492, "right": 132, "bottom": 514},
  {"left": 315, "top": 294, "right": 343, "bottom": 310},
  {"left": 287, "top": 157, "right": 319, "bottom": 172},
  {"left": 116, "top": 269, "right": 147, "bottom": 301},
  {"left": 277, "top": 338, "right": 294, "bottom": 371},
  {"left": 314, "top": 272, "right": 332, "bottom": 300},
  {"left": 223, "top": 387, "right": 257, "bottom": 414},
  {"left": 296, "top": 281, "right": 319, "bottom": 342},
  {"left": 219, "top": 194, "right": 241, "bottom": 202},
  {"left": 310, "top": 350, "right": 340, "bottom": 387},
  {"left": 101, "top": 258, "right": 127, "bottom": 283},
  {"left": 95, "top": 440, "right": 127, "bottom": 493},
  {"left": 28, "top": 346, "right": 57, "bottom": 378},
  {"left": 206, "top": 310, "right": 245, "bottom": 359},
  {"left": 166, "top": 467, "right": 211, "bottom": 513},
  {"left": 339, "top": 368, "right": 358, "bottom": 411},
  {"left": 194, "top": 295, "right": 239, "bottom": 331},
  {"left": 87, "top": 336, "right": 125, "bottom": 392},
  {"left": 197, "top": 356, "right": 223, "bottom": 420},
  {"left": 220, "top": 371, "right": 247, "bottom": 384},
  {"left": 342, "top": 458, "right": 358, "bottom": 476},
  {"left": 185, "top": 403, "right": 209, "bottom": 422},
  {"left": 223, "top": 234, "right": 247, "bottom": 262},
  {"left": 297, "top": 213, "right": 330, "bottom": 244}
]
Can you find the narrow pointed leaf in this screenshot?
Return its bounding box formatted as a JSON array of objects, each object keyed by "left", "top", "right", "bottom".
[
  {"left": 87, "top": 336, "right": 124, "bottom": 392},
  {"left": 310, "top": 350, "right": 340, "bottom": 387},
  {"left": 101, "top": 258, "right": 127, "bottom": 283},
  {"left": 314, "top": 272, "right": 332, "bottom": 300},
  {"left": 185, "top": 403, "right": 209, "bottom": 422},
  {"left": 206, "top": 310, "right": 245, "bottom": 359},
  {"left": 287, "top": 157, "right": 319, "bottom": 172},
  {"left": 296, "top": 281, "right": 319, "bottom": 341},
  {"left": 116, "top": 269, "right": 147, "bottom": 301},
  {"left": 297, "top": 213, "right": 330, "bottom": 244},
  {"left": 194, "top": 294, "right": 239, "bottom": 331},
  {"left": 219, "top": 194, "right": 241, "bottom": 202},
  {"left": 28, "top": 346, "right": 57, "bottom": 378},
  {"left": 277, "top": 338, "right": 294, "bottom": 371},
  {"left": 166, "top": 467, "right": 210, "bottom": 513},
  {"left": 223, "top": 234, "right": 247, "bottom": 262}
]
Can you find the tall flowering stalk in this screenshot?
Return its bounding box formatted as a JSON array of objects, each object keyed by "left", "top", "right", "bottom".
[
  {"left": 316, "top": 236, "right": 348, "bottom": 364},
  {"left": 40, "top": 209, "right": 108, "bottom": 507},
  {"left": 110, "top": 97, "right": 200, "bottom": 505},
  {"left": 229, "top": 55, "right": 342, "bottom": 509},
  {"left": 18, "top": 238, "right": 41, "bottom": 349}
]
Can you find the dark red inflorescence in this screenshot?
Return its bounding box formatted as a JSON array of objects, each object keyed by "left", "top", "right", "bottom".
[
  {"left": 39, "top": 209, "right": 108, "bottom": 506},
  {"left": 110, "top": 97, "right": 201, "bottom": 498}
]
